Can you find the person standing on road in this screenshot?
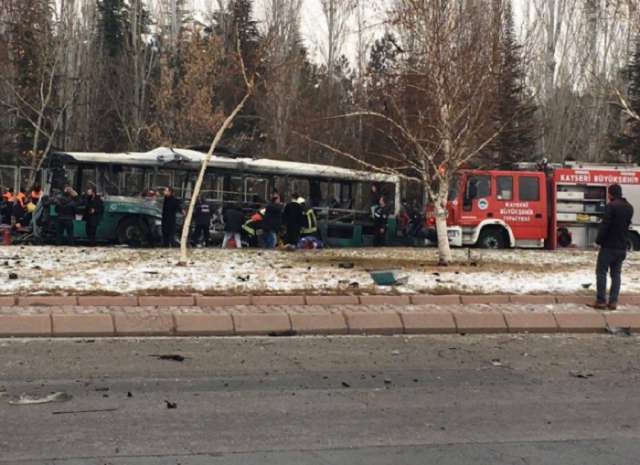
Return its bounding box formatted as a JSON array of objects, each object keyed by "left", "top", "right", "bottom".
[
  {"left": 260, "top": 195, "right": 283, "bottom": 249},
  {"left": 55, "top": 186, "right": 79, "bottom": 245},
  {"left": 283, "top": 194, "right": 304, "bottom": 246},
  {"left": 83, "top": 188, "right": 104, "bottom": 245},
  {"left": 191, "top": 196, "right": 211, "bottom": 247},
  {"left": 593, "top": 184, "right": 634, "bottom": 310},
  {"left": 222, "top": 204, "right": 244, "bottom": 248},
  {"left": 373, "top": 195, "right": 390, "bottom": 246},
  {"left": 161, "top": 187, "right": 184, "bottom": 247}
]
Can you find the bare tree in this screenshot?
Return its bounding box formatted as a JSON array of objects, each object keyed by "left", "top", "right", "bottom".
[
  {"left": 178, "top": 36, "right": 256, "bottom": 266},
  {"left": 303, "top": 0, "right": 503, "bottom": 265}
]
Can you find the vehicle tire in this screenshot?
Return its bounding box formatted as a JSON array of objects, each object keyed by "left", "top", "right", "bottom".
[
  {"left": 478, "top": 228, "right": 507, "bottom": 249},
  {"left": 558, "top": 228, "right": 572, "bottom": 247},
  {"left": 627, "top": 232, "right": 640, "bottom": 252},
  {"left": 117, "top": 217, "right": 150, "bottom": 247}
]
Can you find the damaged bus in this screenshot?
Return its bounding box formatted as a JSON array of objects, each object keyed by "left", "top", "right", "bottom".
[{"left": 34, "top": 147, "right": 403, "bottom": 246}]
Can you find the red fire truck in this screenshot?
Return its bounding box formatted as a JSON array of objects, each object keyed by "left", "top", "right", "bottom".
[{"left": 426, "top": 162, "right": 640, "bottom": 250}]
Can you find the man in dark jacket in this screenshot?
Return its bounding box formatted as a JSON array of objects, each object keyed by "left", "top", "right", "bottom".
[
  {"left": 283, "top": 194, "right": 304, "bottom": 246},
  {"left": 594, "top": 184, "right": 634, "bottom": 309},
  {"left": 191, "top": 196, "right": 211, "bottom": 246},
  {"left": 83, "top": 188, "right": 104, "bottom": 245},
  {"left": 55, "top": 186, "right": 79, "bottom": 245},
  {"left": 373, "top": 195, "right": 390, "bottom": 246},
  {"left": 222, "top": 204, "right": 245, "bottom": 248},
  {"left": 161, "top": 187, "right": 184, "bottom": 247},
  {"left": 260, "top": 195, "right": 283, "bottom": 249}
]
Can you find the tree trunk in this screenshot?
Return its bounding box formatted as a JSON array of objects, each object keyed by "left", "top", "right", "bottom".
[
  {"left": 434, "top": 181, "right": 452, "bottom": 266},
  {"left": 178, "top": 91, "right": 252, "bottom": 265}
]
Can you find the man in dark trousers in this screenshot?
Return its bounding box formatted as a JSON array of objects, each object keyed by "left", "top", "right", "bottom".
[
  {"left": 55, "top": 186, "right": 79, "bottom": 245},
  {"left": 83, "top": 188, "right": 104, "bottom": 245},
  {"left": 283, "top": 194, "right": 304, "bottom": 246},
  {"left": 260, "top": 195, "right": 283, "bottom": 249},
  {"left": 373, "top": 195, "right": 390, "bottom": 246},
  {"left": 594, "top": 184, "right": 634, "bottom": 310},
  {"left": 191, "top": 196, "right": 211, "bottom": 246},
  {"left": 222, "top": 204, "right": 245, "bottom": 248},
  {"left": 161, "top": 187, "right": 184, "bottom": 247}
]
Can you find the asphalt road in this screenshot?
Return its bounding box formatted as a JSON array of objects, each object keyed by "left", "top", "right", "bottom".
[{"left": 1, "top": 334, "right": 640, "bottom": 465}]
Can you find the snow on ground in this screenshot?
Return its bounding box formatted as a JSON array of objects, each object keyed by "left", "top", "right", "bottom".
[{"left": 0, "top": 246, "right": 638, "bottom": 296}]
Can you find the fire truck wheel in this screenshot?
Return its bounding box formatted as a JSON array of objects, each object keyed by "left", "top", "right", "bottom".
[
  {"left": 478, "top": 228, "right": 507, "bottom": 249},
  {"left": 627, "top": 233, "right": 640, "bottom": 252}
]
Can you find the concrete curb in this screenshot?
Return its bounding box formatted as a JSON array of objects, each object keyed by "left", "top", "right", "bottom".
[
  {"left": 0, "top": 303, "right": 638, "bottom": 338},
  {"left": 7, "top": 293, "right": 640, "bottom": 307}
]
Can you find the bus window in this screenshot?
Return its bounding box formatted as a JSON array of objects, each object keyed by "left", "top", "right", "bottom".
[
  {"left": 245, "top": 177, "right": 268, "bottom": 203},
  {"left": 154, "top": 170, "right": 173, "bottom": 191},
  {"left": 98, "top": 166, "right": 119, "bottom": 195},
  {"left": 80, "top": 167, "right": 97, "bottom": 193},
  {"left": 0, "top": 167, "right": 16, "bottom": 192},
  {"left": 121, "top": 167, "right": 145, "bottom": 196},
  {"left": 201, "top": 173, "right": 220, "bottom": 201},
  {"left": 223, "top": 176, "right": 244, "bottom": 203}
]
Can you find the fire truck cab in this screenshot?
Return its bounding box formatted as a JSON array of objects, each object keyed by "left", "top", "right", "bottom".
[
  {"left": 434, "top": 169, "right": 548, "bottom": 249},
  {"left": 426, "top": 162, "right": 640, "bottom": 250}
]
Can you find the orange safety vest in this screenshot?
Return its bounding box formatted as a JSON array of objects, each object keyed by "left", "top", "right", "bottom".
[
  {"left": 31, "top": 190, "right": 41, "bottom": 200},
  {"left": 3, "top": 192, "right": 14, "bottom": 202},
  {"left": 16, "top": 192, "right": 25, "bottom": 207}
]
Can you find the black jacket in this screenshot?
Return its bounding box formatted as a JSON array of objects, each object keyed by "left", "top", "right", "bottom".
[
  {"left": 223, "top": 207, "right": 245, "bottom": 233},
  {"left": 283, "top": 201, "right": 304, "bottom": 229},
  {"left": 193, "top": 202, "right": 212, "bottom": 226},
  {"left": 596, "top": 197, "right": 634, "bottom": 250},
  {"left": 262, "top": 202, "right": 283, "bottom": 232},
  {"left": 162, "top": 195, "right": 182, "bottom": 224},
  {"left": 84, "top": 195, "right": 104, "bottom": 221},
  {"left": 55, "top": 194, "right": 77, "bottom": 220},
  {"left": 373, "top": 205, "right": 389, "bottom": 228}
]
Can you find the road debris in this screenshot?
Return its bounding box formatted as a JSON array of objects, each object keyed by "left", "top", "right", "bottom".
[
  {"left": 341, "top": 381, "right": 351, "bottom": 388},
  {"left": 151, "top": 354, "right": 186, "bottom": 362},
  {"left": 52, "top": 408, "right": 118, "bottom": 415},
  {"left": 8, "top": 392, "right": 72, "bottom": 405},
  {"left": 569, "top": 371, "right": 594, "bottom": 379},
  {"left": 8, "top": 273, "right": 18, "bottom": 280},
  {"left": 338, "top": 262, "right": 354, "bottom": 269},
  {"left": 165, "top": 400, "right": 178, "bottom": 409}
]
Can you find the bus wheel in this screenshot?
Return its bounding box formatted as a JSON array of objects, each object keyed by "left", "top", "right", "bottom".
[
  {"left": 478, "top": 228, "right": 507, "bottom": 249},
  {"left": 117, "top": 218, "right": 150, "bottom": 247}
]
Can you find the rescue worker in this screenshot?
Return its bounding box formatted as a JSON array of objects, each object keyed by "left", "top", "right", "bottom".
[
  {"left": 30, "top": 185, "right": 42, "bottom": 204},
  {"left": 191, "top": 196, "right": 212, "bottom": 246},
  {"left": 593, "top": 184, "right": 634, "bottom": 310},
  {"left": 83, "top": 188, "right": 104, "bottom": 245},
  {"left": 1, "top": 189, "right": 13, "bottom": 225},
  {"left": 373, "top": 195, "right": 390, "bottom": 246},
  {"left": 260, "top": 195, "right": 283, "bottom": 249},
  {"left": 222, "top": 204, "right": 244, "bottom": 249},
  {"left": 369, "top": 185, "right": 380, "bottom": 218},
  {"left": 161, "top": 187, "right": 184, "bottom": 247},
  {"left": 15, "top": 189, "right": 26, "bottom": 209},
  {"left": 3, "top": 188, "right": 14, "bottom": 202},
  {"left": 283, "top": 193, "right": 304, "bottom": 246},
  {"left": 300, "top": 197, "right": 318, "bottom": 239},
  {"left": 11, "top": 196, "right": 26, "bottom": 229},
  {"left": 242, "top": 208, "right": 264, "bottom": 248},
  {"left": 55, "top": 186, "right": 78, "bottom": 245}
]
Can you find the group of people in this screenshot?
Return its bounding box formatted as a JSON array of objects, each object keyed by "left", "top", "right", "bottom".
[
  {"left": 1, "top": 186, "right": 43, "bottom": 231},
  {"left": 51, "top": 186, "right": 104, "bottom": 245},
  {"left": 160, "top": 188, "right": 321, "bottom": 249}
]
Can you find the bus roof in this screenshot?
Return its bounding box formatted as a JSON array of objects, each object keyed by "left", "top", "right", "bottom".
[{"left": 53, "top": 147, "right": 400, "bottom": 184}]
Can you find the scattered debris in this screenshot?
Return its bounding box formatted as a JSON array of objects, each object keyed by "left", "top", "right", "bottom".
[
  {"left": 391, "top": 350, "right": 400, "bottom": 356},
  {"left": 8, "top": 392, "right": 72, "bottom": 406},
  {"left": 348, "top": 282, "right": 360, "bottom": 288},
  {"left": 127, "top": 392, "right": 133, "bottom": 398},
  {"left": 581, "top": 283, "right": 592, "bottom": 289},
  {"left": 491, "top": 359, "right": 503, "bottom": 367},
  {"left": 165, "top": 400, "right": 178, "bottom": 409},
  {"left": 52, "top": 408, "right": 118, "bottom": 415},
  {"left": 143, "top": 271, "right": 159, "bottom": 275},
  {"left": 236, "top": 275, "right": 250, "bottom": 282},
  {"left": 606, "top": 325, "right": 632, "bottom": 337},
  {"left": 338, "top": 262, "right": 354, "bottom": 269},
  {"left": 94, "top": 387, "right": 110, "bottom": 392},
  {"left": 383, "top": 378, "right": 392, "bottom": 385},
  {"left": 569, "top": 371, "right": 594, "bottom": 379},
  {"left": 370, "top": 269, "right": 408, "bottom": 286},
  {"left": 8, "top": 273, "right": 18, "bottom": 280},
  {"left": 151, "top": 354, "right": 186, "bottom": 362},
  {"left": 341, "top": 381, "right": 351, "bottom": 388}
]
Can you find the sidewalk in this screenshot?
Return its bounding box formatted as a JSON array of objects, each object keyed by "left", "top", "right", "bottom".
[{"left": 0, "top": 293, "right": 639, "bottom": 337}]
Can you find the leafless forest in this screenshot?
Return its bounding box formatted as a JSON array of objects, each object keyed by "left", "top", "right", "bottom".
[{"left": 1, "top": 0, "right": 640, "bottom": 176}]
